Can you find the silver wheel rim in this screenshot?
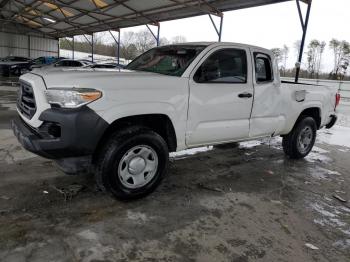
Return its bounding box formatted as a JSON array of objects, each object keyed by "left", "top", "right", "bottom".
[
  {"left": 297, "top": 126, "right": 313, "bottom": 154},
  {"left": 118, "top": 145, "right": 158, "bottom": 189}
]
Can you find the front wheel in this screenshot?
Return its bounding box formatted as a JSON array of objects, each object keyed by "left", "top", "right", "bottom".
[
  {"left": 95, "top": 126, "right": 169, "bottom": 200},
  {"left": 282, "top": 116, "right": 317, "bottom": 159}
]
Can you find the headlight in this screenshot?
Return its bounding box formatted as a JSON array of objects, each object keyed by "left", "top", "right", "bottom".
[
  {"left": 10, "top": 65, "right": 18, "bottom": 68},
  {"left": 45, "top": 88, "right": 102, "bottom": 108}
]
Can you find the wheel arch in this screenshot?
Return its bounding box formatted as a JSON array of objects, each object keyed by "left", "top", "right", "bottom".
[
  {"left": 297, "top": 107, "right": 322, "bottom": 129},
  {"left": 92, "top": 114, "right": 177, "bottom": 163}
]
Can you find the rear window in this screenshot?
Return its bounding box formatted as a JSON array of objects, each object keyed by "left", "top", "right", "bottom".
[{"left": 254, "top": 53, "right": 273, "bottom": 83}]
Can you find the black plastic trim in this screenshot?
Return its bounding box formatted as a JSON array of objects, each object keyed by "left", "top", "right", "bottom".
[
  {"left": 12, "top": 106, "right": 109, "bottom": 159},
  {"left": 325, "top": 115, "right": 337, "bottom": 129}
]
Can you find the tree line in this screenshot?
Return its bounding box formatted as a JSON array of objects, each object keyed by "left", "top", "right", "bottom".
[
  {"left": 59, "top": 30, "right": 187, "bottom": 61},
  {"left": 271, "top": 38, "right": 350, "bottom": 81},
  {"left": 60, "top": 32, "right": 349, "bottom": 80}
]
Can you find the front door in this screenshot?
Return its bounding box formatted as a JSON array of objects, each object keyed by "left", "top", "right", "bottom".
[{"left": 186, "top": 46, "right": 253, "bottom": 146}]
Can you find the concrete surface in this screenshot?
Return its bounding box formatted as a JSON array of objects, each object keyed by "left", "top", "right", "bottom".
[{"left": 0, "top": 87, "right": 350, "bottom": 262}]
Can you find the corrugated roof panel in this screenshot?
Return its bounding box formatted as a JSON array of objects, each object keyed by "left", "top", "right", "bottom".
[
  {"left": 126, "top": 0, "right": 175, "bottom": 11},
  {"left": 89, "top": 13, "right": 112, "bottom": 20},
  {"left": 1, "top": 0, "right": 292, "bottom": 37},
  {"left": 104, "top": 5, "right": 133, "bottom": 17},
  {"left": 70, "top": 1, "right": 96, "bottom": 11},
  {"left": 72, "top": 15, "right": 98, "bottom": 24},
  {"left": 51, "top": 22, "right": 71, "bottom": 30}
]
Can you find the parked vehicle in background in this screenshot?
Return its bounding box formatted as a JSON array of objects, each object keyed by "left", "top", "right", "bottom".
[
  {"left": 0, "top": 56, "right": 31, "bottom": 76},
  {"left": 79, "top": 59, "right": 95, "bottom": 66},
  {"left": 33, "top": 59, "right": 93, "bottom": 72},
  {"left": 12, "top": 42, "right": 339, "bottom": 200},
  {"left": 53, "top": 59, "right": 92, "bottom": 67},
  {"left": 29, "top": 56, "right": 63, "bottom": 70},
  {"left": 90, "top": 63, "right": 124, "bottom": 69}
]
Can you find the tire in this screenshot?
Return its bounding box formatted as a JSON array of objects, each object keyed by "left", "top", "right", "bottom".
[
  {"left": 95, "top": 126, "right": 169, "bottom": 200},
  {"left": 282, "top": 116, "right": 317, "bottom": 159}
]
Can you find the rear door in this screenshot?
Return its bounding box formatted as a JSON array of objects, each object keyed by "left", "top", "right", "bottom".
[
  {"left": 186, "top": 45, "right": 253, "bottom": 146},
  {"left": 249, "top": 49, "right": 284, "bottom": 137}
]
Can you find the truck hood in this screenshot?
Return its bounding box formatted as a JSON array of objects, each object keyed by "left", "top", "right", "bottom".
[{"left": 28, "top": 68, "right": 176, "bottom": 89}]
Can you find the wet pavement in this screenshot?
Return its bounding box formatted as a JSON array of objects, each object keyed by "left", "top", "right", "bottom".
[{"left": 0, "top": 86, "right": 349, "bottom": 262}]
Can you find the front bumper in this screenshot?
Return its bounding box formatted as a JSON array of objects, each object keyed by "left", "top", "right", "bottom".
[{"left": 12, "top": 106, "right": 108, "bottom": 159}]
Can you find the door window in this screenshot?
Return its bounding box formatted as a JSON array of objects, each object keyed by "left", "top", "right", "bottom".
[
  {"left": 254, "top": 53, "right": 273, "bottom": 83},
  {"left": 70, "top": 61, "right": 82, "bottom": 67},
  {"left": 194, "top": 49, "right": 247, "bottom": 83}
]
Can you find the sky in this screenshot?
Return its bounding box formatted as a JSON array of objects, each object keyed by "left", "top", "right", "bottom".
[{"left": 114, "top": 0, "right": 349, "bottom": 73}]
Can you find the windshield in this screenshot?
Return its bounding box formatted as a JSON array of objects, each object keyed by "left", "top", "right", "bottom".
[{"left": 126, "top": 45, "right": 206, "bottom": 76}]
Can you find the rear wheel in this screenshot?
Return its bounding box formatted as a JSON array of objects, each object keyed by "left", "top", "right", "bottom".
[
  {"left": 95, "top": 126, "right": 169, "bottom": 200},
  {"left": 282, "top": 116, "right": 317, "bottom": 159}
]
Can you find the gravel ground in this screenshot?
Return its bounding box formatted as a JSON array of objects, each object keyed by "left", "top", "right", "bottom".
[{"left": 0, "top": 87, "right": 349, "bottom": 262}]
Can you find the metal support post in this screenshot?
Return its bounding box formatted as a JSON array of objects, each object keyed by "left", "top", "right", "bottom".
[
  {"left": 57, "top": 38, "right": 60, "bottom": 58},
  {"left": 72, "top": 36, "right": 74, "bottom": 60},
  {"left": 208, "top": 13, "right": 223, "bottom": 42},
  {"left": 91, "top": 33, "right": 94, "bottom": 63},
  {"left": 118, "top": 30, "right": 120, "bottom": 65},
  {"left": 156, "top": 25, "right": 160, "bottom": 46},
  {"left": 28, "top": 35, "right": 30, "bottom": 58},
  {"left": 295, "top": 0, "right": 312, "bottom": 83}
]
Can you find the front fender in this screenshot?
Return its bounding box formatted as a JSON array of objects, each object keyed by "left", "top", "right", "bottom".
[{"left": 91, "top": 102, "right": 188, "bottom": 151}]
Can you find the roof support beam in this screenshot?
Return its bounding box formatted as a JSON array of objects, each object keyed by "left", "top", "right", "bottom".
[
  {"left": 109, "top": 29, "right": 121, "bottom": 64},
  {"left": 146, "top": 23, "right": 160, "bottom": 46},
  {"left": 295, "top": 0, "right": 312, "bottom": 83},
  {"left": 208, "top": 13, "right": 223, "bottom": 42},
  {"left": 82, "top": 34, "right": 93, "bottom": 46}
]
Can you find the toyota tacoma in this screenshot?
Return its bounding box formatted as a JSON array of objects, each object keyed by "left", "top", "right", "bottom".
[{"left": 12, "top": 42, "right": 339, "bottom": 199}]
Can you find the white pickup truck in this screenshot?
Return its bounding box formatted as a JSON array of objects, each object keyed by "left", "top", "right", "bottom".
[{"left": 12, "top": 42, "right": 340, "bottom": 199}]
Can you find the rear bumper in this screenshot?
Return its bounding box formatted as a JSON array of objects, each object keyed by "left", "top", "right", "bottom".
[
  {"left": 12, "top": 106, "right": 109, "bottom": 159},
  {"left": 325, "top": 115, "right": 337, "bottom": 129}
]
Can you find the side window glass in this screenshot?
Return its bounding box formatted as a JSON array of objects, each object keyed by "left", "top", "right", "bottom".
[
  {"left": 254, "top": 53, "right": 273, "bottom": 83},
  {"left": 194, "top": 49, "right": 247, "bottom": 83}
]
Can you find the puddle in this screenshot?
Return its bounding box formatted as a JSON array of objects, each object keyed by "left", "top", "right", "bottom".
[
  {"left": 310, "top": 201, "right": 350, "bottom": 238},
  {"left": 306, "top": 146, "right": 332, "bottom": 163},
  {"left": 309, "top": 166, "right": 341, "bottom": 180},
  {"left": 0, "top": 129, "right": 36, "bottom": 164}
]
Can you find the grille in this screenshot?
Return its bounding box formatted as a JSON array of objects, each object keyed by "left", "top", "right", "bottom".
[{"left": 17, "top": 81, "right": 36, "bottom": 119}]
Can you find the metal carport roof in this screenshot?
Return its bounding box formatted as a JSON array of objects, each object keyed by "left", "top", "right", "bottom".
[
  {"left": 0, "top": 0, "right": 312, "bottom": 82},
  {"left": 0, "top": 0, "right": 295, "bottom": 38}
]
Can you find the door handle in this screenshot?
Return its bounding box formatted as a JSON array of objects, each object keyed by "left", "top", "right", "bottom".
[{"left": 238, "top": 92, "right": 252, "bottom": 98}]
